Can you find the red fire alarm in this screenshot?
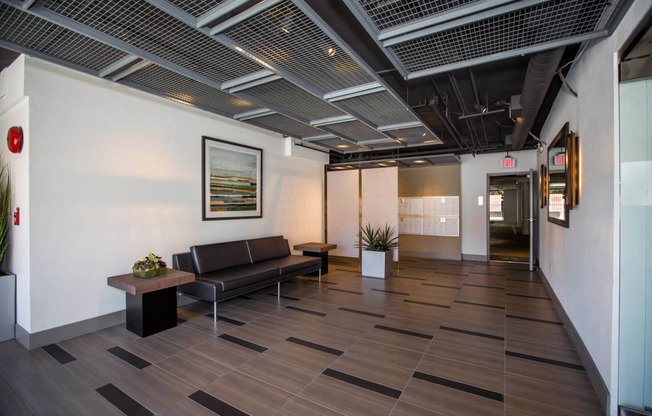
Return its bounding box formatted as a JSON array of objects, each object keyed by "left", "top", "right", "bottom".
[{"left": 7, "top": 126, "right": 23, "bottom": 153}]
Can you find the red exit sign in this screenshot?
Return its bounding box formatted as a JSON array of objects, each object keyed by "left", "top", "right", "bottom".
[
  {"left": 554, "top": 153, "right": 566, "bottom": 166},
  {"left": 500, "top": 157, "right": 516, "bottom": 168}
]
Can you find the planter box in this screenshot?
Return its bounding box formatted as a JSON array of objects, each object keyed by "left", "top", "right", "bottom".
[
  {"left": 133, "top": 267, "right": 167, "bottom": 279},
  {"left": 361, "top": 250, "right": 393, "bottom": 278},
  {"left": 0, "top": 273, "right": 15, "bottom": 342}
]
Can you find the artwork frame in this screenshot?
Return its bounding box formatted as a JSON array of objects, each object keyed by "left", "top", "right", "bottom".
[{"left": 202, "top": 136, "right": 262, "bottom": 220}]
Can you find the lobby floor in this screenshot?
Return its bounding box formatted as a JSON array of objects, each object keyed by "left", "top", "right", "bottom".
[{"left": 0, "top": 258, "right": 602, "bottom": 416}]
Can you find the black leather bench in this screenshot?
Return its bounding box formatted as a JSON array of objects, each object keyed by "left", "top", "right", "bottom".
[{"left": 172, "top": 236, "right": 321, "bottom": 321}]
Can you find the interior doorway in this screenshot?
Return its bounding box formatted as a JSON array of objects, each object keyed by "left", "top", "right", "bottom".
[{"left": 488, "top": 173, "right": 532, "bottom": 263}]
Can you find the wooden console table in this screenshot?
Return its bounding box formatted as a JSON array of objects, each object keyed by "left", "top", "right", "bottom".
[
  {"left": 107, "top": 269, "right": 194, "bottom": 337},
  {"left": 293, "top": 242, "right": 337, "bottom": 274}
]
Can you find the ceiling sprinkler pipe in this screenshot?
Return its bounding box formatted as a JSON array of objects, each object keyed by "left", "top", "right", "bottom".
[{"left": 511, "top": 47, "right": 565, "bottom": 150}]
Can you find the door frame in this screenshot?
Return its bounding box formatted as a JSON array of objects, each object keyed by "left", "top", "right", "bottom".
[{"left": 486, "top": 171, "right": 534, "bottom": 264}]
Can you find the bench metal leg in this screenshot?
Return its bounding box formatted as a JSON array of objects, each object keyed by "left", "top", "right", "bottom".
[
  {"left": 214, "top": 302, "right": 217, "bottom": 323},
  {"left": 277, "top": 282, "right": 281, "bottom": 300},
  {"left": 319, "top": 269, "right": 322, "bottom": 283}
]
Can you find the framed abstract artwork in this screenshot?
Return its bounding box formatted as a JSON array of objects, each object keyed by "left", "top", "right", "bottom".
[{"left": 202, "top": 136, "right": 262, "bottom": 220}]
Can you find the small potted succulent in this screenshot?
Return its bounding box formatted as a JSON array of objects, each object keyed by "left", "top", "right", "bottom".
[{"left": 132, "top": 253, "right": 167, "bottom": 278}]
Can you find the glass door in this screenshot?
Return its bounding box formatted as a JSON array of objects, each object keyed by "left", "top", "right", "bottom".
[{"left": 488, "top": 173, "right": 531, "bottom": 263}]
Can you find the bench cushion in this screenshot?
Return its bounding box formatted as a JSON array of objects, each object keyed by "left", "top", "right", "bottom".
[
  {"left": 197, "top": 263, "right": 279, "bottom": 291},
  {"left": 259, "top": 255, "right": 321, "bottom": 275},
  {"left": 191, "top": 240, "right": 251, "bottom": 275},
  {"left": 247, "top": 236, "right": 290, "bottom": 263}
]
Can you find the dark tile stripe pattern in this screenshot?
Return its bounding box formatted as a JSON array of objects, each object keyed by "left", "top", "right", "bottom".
[
  {"left": 439, "top": 325, "right": 505, "bottom": 341},
  {"left": 213, "top": 314, "right": 246, "bottom": 326},
  {"left": 285, "top": 305, "right": 327, "bottom": 316},
  {"left": 0, "top": 258, "right": 603, "bottom": 416},
  {"left": 96, "top": 383, "right": 154, "bottom": 416},
  {"left": 403, "top": 299, "right": 450, "bottom": 308},
  {"left": 42, "top": 343, "right": 76, "bottom": 364},
  {"left": 189, "top": 390, "right": 250, "bottom": 416},
  {"left": 413, "top": 371, "right": 504, "bottom": 402},
  {"left": 286, "top": 337, "right": 344, "bottom": 356},
  {"left": 506, "top": 314, "right": 562, "bottom": 325},
  {"left": 218, "top": 334, "right": 267, "bottom": 353},
  {"left": 506, "top": 350, "right": 586, "bottom": 370},
  {"left": 339, "top": 307, "right": 385, "bottom": 318},
  {"left": 108, "top": 346, "right": 151, "bottom": 369},
  {"left": 454, "top": 300, "right": 505, "bottom": 309},
  {"left": 323, "top": 368, "right": 402, "bottom": 399},
  {"left": 374, "top": 324, "right": 433, "bottom": 340}
]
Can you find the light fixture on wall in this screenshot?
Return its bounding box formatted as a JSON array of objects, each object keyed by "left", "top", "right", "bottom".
[{"left": 6, "top": 126, "right": 22, "bottom": 153}]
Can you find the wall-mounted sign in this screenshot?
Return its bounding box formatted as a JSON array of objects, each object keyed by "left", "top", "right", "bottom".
[{"left": 500, "top": 156, "right": 516, "bottom": 168}]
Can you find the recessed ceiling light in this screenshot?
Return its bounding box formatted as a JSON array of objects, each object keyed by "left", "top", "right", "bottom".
[
  {"left": 413, "top": 160, "right": 426, "bottom": 164},
  {"left": 423, "top": 139, "right": 438, "bottom": 143},
  {"left": 327, "top": 47, "right": 336, "bottom": 57},
  {"left": 336, "top": 144, "right": 349, "bottom": 148},
  {"left": 280, "top": 27, "right": 290, "bottom": 34}
]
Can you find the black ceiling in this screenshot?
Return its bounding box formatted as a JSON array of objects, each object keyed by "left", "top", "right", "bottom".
[{"left": 0, "top": 1, "right": 631, "bottom": 165}]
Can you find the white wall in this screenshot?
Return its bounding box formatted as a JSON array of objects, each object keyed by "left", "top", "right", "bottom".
[
  {"left": 362, "top": 167, "right": 398, "bottom": 261},
  {"left": 0, "top": 56, "right": 30, "bottom": 332},
  {"left": 22, "top": 57, "right": 327, "bottom": 334},
  {"left": 327, "top": 170, "right": 359, "bottom": 257},
  {"left": 537, "top": 1, "right": 652, "bottom": 409},
  {"left": 460, "top": 150, "right": 537, "bottom": 257}
]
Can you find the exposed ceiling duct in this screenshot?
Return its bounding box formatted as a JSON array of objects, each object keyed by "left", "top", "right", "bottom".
[{"left": 511, "top": 47, "right": 566, "bottom": 150}]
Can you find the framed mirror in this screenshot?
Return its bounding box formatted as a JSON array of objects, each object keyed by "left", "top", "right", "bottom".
[{"left": 547, "top": 123, "right": 570, "bottom": 227}]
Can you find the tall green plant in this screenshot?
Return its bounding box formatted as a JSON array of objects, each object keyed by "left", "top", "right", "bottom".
[
  {"left": 357, "top": 223, "right": 399, "bottom": 252},
  {"left": 0, "top": 158, "right": 10, "bottom": 267}
]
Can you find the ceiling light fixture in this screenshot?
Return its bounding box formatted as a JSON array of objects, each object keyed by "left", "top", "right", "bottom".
[
  {"left": 327, "top": 47, "right": 336, "bottom": 57},
  {"left": 336, "top": 144, "right": 349, "bottom": 149}
]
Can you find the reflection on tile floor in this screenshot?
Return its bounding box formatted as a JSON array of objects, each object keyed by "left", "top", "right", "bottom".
[{"left": 0, "top": 258, "right": 603, "bottom": 415}]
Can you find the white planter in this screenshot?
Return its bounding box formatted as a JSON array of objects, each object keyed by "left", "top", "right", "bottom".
[
  {"left": 0, "top": 273, "right": 15, "bottom": 342},
  {"left": 361, "top": 250, "right": 393, "bottom": 278}
]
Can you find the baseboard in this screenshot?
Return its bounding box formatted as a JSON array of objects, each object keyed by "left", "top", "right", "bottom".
[
  {"left": 462, "top": 254, "right": 488, "bottom": 262},
  {"left": 15, "top": 310, "right": 126, "bottom": 350},
  {"left": 538, "top": 269, "right": 610, "bottom": 414},
  {"left": 400, "top": 251, "right": 462, "bottom": 261},
  {"left": 14, "top": 295, "right": 200, "bottom": 350}
]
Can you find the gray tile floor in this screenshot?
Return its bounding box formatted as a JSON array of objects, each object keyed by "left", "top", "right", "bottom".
[{"left": 0, "top": 258, "right": 603, "bottom": 415}]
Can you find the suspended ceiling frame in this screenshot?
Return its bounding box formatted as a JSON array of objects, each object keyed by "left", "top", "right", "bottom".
[
  {"left": 0, "top": 0, "right": 632, "bottom": 162},
  {"left": 0, "top": 0, "right": 440, "bottom": 155}
]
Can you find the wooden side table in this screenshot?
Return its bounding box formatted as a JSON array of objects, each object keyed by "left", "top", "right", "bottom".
[
  {"left": 293, "top": 242, "right": 337, "bottom": 274},
  {"left": 107, "top": 269, "right": 195, "bottom": 337}
]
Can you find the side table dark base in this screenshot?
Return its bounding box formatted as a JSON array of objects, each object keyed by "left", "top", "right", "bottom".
[
  {"left": 303, "top": 251, "right": 330, "bottom": 275},
  {"left": 126, "top": 287, "right": 177, "bottom": 337}
]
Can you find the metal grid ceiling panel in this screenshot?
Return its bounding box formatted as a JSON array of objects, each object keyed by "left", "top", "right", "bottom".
[
  {"left": 224, "top": 1, "right": 375, "bottom": 93},
  {"left": 391, "top": 0, "right": 612, "bottom": 73},
  {"left": 121, "top": 64, "right": 260, "bottom": 115},
  {"left": 337, "top": 91, "right": 418, "bottom": 126},
  {"left": 0, "top": 5, "right": 128, "bottom": 71},
  {"left": 241, "top": 79, "right": 345, "bottom": 121},
  {"left": 307, "top": 137, "right": 365, "bottom": 152},
  {"left": 389, "top": 126, "right": 440, "bottom": 145},
  {"left": 167, "top": 0, "right": 229, "bottom": 18},
  {"left": 248, "top": 114, "right": 326, "bottom": 138},
  {"left": 326, "top": 121, "right": 386, "bottom": 142},
  {"left": 357, "top": 0, "right": 477, "bottom": 31},
  {"left": 36, "top": 0, "right": 262, "bottom": 82}
]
